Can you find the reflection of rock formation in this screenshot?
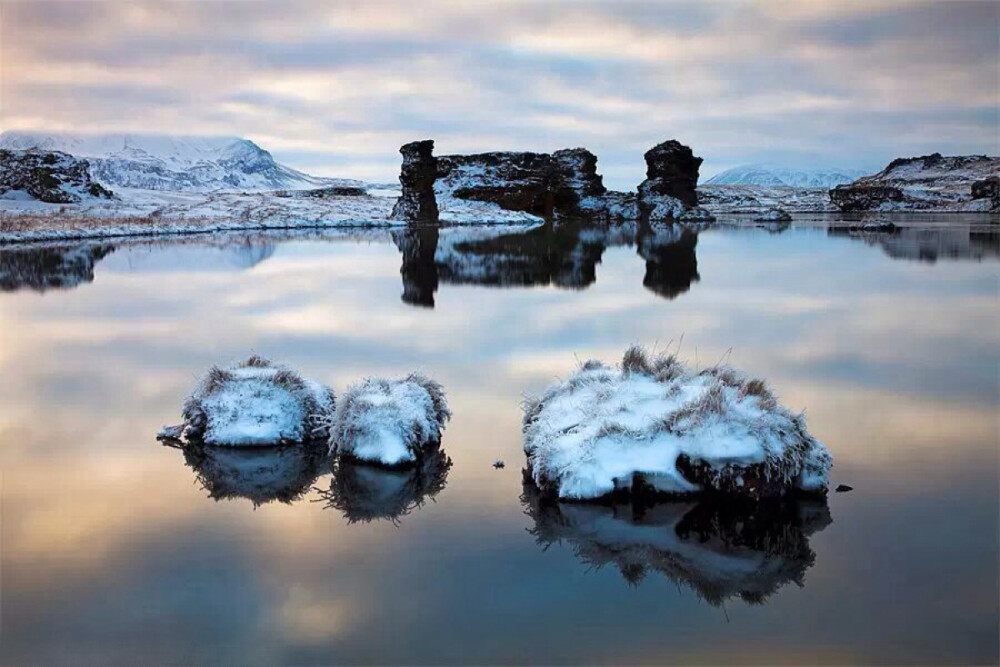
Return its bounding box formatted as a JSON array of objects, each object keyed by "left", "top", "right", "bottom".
[
  {"left": 169, "top": 440, "right": 328, "bottom": 507},
  {"left": 391, "top": 226, "right": 439, "bottom": 307},
  {"left": 319, "top": 446, "right": 452, "bottom": 523},
  {"left": 522, "top": 480, "right": 831, "bottom": 603},
  {"left": 636, "top": 225, "right": 700, "bottom": 299},
  {"left": 393, "top": 221, "right": 703, "bottom": 306},
  {"left": 828, "top": 225, "right": 1000, "bottom": 262},
  {"left": 0, "top": 243, "right": 115, "bottom": 292}
]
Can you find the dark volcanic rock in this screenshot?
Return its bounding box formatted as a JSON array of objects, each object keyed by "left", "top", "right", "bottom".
[
  {"left": 437, "top": 151, "right": 554, "bottom": 215},
  {"left": 971, "top": 175, "right": 1000, "bottom": 211},
  {"left": 829, "top": 153, "right": 1000, "bottom": 212},
  {"left": 0, "top": 149, "right": 114, "bottom": 203},
  {"left": 639, "top": 140, "right": 702, "bottom": 208},
  {"left": 390, "top": 140, "right": 439, "bottom": 223}
]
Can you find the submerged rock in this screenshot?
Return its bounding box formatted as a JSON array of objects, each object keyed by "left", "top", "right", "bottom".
[
  {"left": 329, "top": 374, "right": 451, "bottom": 467},
  {"left": 523, "top": 480, "right": 831, "bottom": 601},
  {"left": 0, "top": 149, "right": 114, "bottom": 203},
  {"left": 163, "top": 356, "right": 335, "bottom": 446},
  {"left": 522, "top": 346, "right": 832, "bottom": 501},
  {"left": 829, "top": 153, "right": 1000, "bottom": 212},
  {"left": 753, "top": 208, "right": 793, "bottom": 223},
  {"left": 390, "top": 140, "right": 439, "bottom": 223},
  {"left": 319, "top": 445, "right": 452, "bottom": 523}
]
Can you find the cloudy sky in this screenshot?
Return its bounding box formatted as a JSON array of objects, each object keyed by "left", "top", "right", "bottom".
[{"left": 2, "top": 0, "right": 997, "bottom": 187}]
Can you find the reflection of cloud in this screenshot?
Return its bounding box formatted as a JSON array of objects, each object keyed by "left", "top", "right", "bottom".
[
  {"left": 3, "top": 2, "right": 996, "bottom": 186},
  {"left": 522, "top": 480, "right": 832, "bottom": 603}
]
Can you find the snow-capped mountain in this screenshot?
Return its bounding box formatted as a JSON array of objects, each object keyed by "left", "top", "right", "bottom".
[
  {"left": 0, "top": 131, "right": 355, "bottom": 192},
  {"left": 705, "top": 164, "right": 868, "bottom": 188}
]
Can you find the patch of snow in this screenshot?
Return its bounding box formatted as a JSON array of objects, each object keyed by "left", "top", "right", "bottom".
[
  {"left": 330, "top": 374, "right": 451, "bottom": 467},
  {"left": 522, "top": 346, "right": 831, "bottom": 500}
]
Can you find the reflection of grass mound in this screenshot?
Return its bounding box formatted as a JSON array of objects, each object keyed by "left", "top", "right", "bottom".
[
  {"left": 172, "top": 440, "right": 328, "bottom": 508},
  {"left": 174, "top": 356, "right": 335, "bottom": 446},
  {"left": 522, "top": 477, "right": 831, "bottom": 603},
  {"left": 319, "top": 446, "right": 452, "bottom": 524},
  {"left": 330, "top": 374, "right": 450, "bottom": 466},
  {"left": 523, "top": 346, "right": 831, "bottom": 501}
]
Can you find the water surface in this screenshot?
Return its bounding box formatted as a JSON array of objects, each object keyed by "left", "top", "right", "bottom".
[{"left": 1, "top": 217, "right": 997, "bottom": 665}]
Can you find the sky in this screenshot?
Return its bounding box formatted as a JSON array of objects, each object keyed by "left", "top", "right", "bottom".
[{"left": 1, "top": 0, "right": 997, "bottom": 188}]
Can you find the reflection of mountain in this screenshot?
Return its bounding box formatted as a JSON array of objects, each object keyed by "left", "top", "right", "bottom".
[
  {"left": 828, "top": 225, "right": 1000, "bottom": 262},
  {"left": 170, "top": 441, "right": 328, "bottom": 507},
  {"left": 0, "top": 243, "right": 115, "bottom": 292},
  {"left": 319, "top": 447, "right": 452, "bottom": 523},
  {"left": 393, "top": 221, "right": 699, "bottom": 307},
  {"left": 522, "top": 481, "right": 831, "bottom": 604},
  {"left": 637, "top": 225, "right": 700, "bottom": 299}
]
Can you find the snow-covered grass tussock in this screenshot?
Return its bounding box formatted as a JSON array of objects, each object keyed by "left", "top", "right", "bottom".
[
  {"left": 522, "top": 346, "right": 831, "bottom": 501},
  {"left": 170, "top": 356, "right": 336, "bottom": 446},
  {"left": 329, "top": 373, "right": 451, "bottom": 466}
]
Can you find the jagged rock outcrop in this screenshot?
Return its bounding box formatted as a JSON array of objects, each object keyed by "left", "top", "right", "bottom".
[
  {"left": 971, "top": 175, "right": 1000, "bottom": 211},
  {"left": 637, "top": 140, "right": 714, "bottom": 223},
  {"left": 435, "top": 147, "right": 606, "bottom": 218},
  {"left": 0, "top": 149, "right": 114, "bottom": 203},
  {"left": 390, "top": 140, "right": 439, "bottom": 223},
  {"left": 830, "top": 153, "right": 1000, "bottom": 212}
]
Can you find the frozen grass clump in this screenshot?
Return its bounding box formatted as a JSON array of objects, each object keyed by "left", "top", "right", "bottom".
[
  {"left": 168, "top": 356, "right": 335, "bottom": 446},
  {"left": 522, "top": 346, "right": 831, "bottom": 501},
  {"left": 329, "top": 373, "right": 451, "bottom": 466}
]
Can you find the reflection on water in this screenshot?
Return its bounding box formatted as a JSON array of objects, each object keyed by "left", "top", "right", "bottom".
[
  {"left": 318, "top": 447, "right": 452, "bottom": 523},
  {"left": 523, "top": 480, "right": 830, "bottom": 604},
  {"left": 1, "top": 216, "right": 997, "bottom": 665},
  {"left": 168, "top": 440, "right": 328, "bottom": 507},
  {"left": 828, "top": 224, "right": 1000, "bottom": 262}
]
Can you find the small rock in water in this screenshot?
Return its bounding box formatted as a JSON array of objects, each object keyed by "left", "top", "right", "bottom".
[
  {"left": 835, "top": 484, "right": 854, "bottom": 493},
  {"left": 493, "top": 459, "right": 505, "bottom": 469}
]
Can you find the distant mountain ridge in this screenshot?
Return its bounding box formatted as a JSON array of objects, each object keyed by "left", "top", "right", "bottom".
[
  {"left": 0, "top": 131, "right": 355, "bottom": 192},
  {"left": 705, "top": 164, "right": 868, "bottom": 188}
]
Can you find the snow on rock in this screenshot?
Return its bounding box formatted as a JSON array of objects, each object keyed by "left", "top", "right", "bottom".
[
  {"left": 637, "top": 141, "right": 715, "bottom": 223},
  {"left": 522, "top": 346, "right": 832, "bottom": 501},
  {"left": 164, "top": 356, "right": 336, "bottom": 446},
  {"left": 699, "top": 185, "right": 834, "bottom": 214},
  {"left": 829, "top": 153, "right": 1000, "bottom": 212},
  {"left": 390, "top": 140, "right": 439, "bottom": 223},
  {"left": 523, "top": 483, "right": 832, "bottom": 600},
  {"left": 319, "top": 447, "right": 452, "bottom": 523},
  {"left": 752, "top": 208, "right": 792, "bottom": 222},
  {"left": 0, "top": 149, "right": 114, "bottom": 203},
  {"left": 330, "top": 374, "right": 451, "bottom": 467}
]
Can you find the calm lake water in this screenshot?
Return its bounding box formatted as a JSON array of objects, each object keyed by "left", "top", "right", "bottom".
[{"left": 1, "top": 217, "right": 998, "bottom": 665}]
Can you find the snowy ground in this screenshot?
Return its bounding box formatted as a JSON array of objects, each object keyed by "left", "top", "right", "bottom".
[
  {"left": 0, "top": 186, "right": 541, "bottom": 244},
  {"left": 699, "top": 185, "right": 835, "bottom": 214}
]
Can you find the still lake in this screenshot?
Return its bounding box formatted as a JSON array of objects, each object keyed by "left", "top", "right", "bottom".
[{"left": 1, "top": 216, "right": 997, "bottom": 665}]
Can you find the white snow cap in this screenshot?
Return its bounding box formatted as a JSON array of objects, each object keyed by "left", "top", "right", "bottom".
[
  {"left": 330, "top": 373, "right": 451, "bottom": 466},
  {"left": 523, "top": 346, "right": 831, "bottom": 500},
  {"left": 176, "top": 356, "right": 335, "bottom": 446}
]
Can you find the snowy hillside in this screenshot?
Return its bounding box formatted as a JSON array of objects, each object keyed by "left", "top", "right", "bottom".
[
  {"left": 0, "top": 131, "right": 356, "bottom": 192},
  {"left": 705, "top": 164, "right": 867, "bottom": 188}
]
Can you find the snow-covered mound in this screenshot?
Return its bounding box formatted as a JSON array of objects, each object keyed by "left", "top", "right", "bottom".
[
  {"left": 0, "top": 149, "right": 114, "bottom": 203},
  {"left": 0, "top": 131, "right": 354, "bottom": 192},
  {"left": 523, "top": 484, "right": 831, "bottom": 601},
  {"left": 522, "top": 346, "right": 831, "bottom": 501},
  {"left": 173, "top": 441, "right": 328, "bottom": 507},
  {"left": 829, "top": 153, "right": 1000, "bottom": 212},
  {"left": 705, "top": 164, "right": 867, "bottom": 188},
  {"left": 163, "top": 356, "right": 336, "bottom": 446},
  {"left": 330, "top": 374, "right": 451, "bottom": 466},
  {"left": 319, "top": 447, "right": 452, "bottom": 523}
]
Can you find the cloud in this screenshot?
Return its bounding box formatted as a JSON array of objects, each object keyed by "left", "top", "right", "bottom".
[{"left": 2, "top": 0, "right": 996, "bottom": 186}]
